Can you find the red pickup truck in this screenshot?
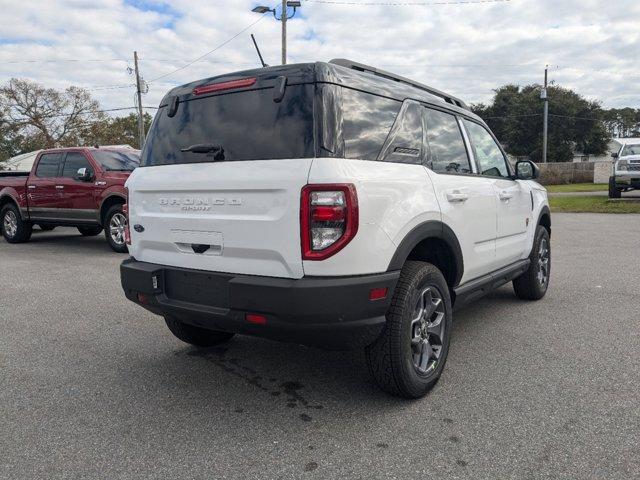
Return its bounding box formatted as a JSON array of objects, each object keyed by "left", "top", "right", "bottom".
[{"left": 0, "top": 147, "right": 140, "bottom": 252}]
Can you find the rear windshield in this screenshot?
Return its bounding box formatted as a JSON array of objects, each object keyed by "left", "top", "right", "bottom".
[
  {"left": 142, "top": 85, "right": 315, "bottom": 166},
  {"left": 92, "top": 150, "right": 140, "bottom": 171}
]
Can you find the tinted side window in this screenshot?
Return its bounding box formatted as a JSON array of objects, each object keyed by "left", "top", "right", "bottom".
[
  {"left": 463, "top": 120, "right": 509, "bottom": 178},
  {"left": 341, "top": 88, "right": 400, "bottom": 161},
  {"left": 378, "top": 101, "right": 423, "bottom": 164},
  {"left": 62, "top": 153, "right": 92, "bottom": 178},
  {"left": 424, "top": 109, "right": 472, "bottom": 174},
  {"left": 35, "top": 153, "right": 63, "bottom": 178}
]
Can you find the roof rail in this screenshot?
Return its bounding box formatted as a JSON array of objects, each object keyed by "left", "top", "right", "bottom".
[{"left": 329, "top": 59, "right": 469, "bottom": 110}]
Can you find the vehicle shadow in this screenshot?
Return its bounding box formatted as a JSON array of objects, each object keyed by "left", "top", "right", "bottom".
[
  {"left": 24, "top": 228, "right": 122, "bottom": 254},
  {"left": 115, "top": 285, "right": 525, "bottom": 424}
]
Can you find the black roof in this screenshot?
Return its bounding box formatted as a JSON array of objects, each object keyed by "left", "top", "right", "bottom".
[{"left": 161, "top": 60, "right": 482, "bottom": 122}]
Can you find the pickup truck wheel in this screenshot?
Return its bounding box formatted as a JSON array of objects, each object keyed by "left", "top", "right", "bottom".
[
  {"left": 38, "top": 224, "right": 56, "bottom": 231},
  {"left": 609, "top": 177, "right": 622, "bottom": 199},
  {"left": 366, "top": 261, "right": 452, "bottom": 399},
  {"left": 78, "top": 226, "right": 103, "bottom": 236},
  {"left": 165, "top": 316, "right": 235, "bottom": 347},
  {"left": 1, "top": 204, "right": 32, "bottom": 244},
  {"left": 513, "top": 225, "right": 550, "bottom": 300},
  {"left": 104, "top": 205, "right": 128, "bottom": 253}
]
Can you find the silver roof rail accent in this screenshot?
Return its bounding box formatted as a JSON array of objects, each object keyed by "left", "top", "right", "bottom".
[{"left": 329, "top": 58, "right": 469, "bottom": 110}]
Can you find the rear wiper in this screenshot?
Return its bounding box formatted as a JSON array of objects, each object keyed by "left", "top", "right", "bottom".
[{"left": 180, "top": 143, "right": 223, "bottom": 154}]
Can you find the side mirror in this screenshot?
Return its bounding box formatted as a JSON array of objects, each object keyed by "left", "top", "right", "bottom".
[
  {"left": 515, "top": 160, "right": 539, "bottom": 180},
  {"left": 75, "top": 167, "right": 92, "bottom": 182},
  {"left": 611, "top": 152, "right": 619, "bottom": 159}
]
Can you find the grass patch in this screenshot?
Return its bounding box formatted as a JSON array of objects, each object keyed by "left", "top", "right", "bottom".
[
  {"left": 545, "top": 183, "right": 608, "bottom": 193},
  {"left": 550, "top": 195, "right": 640, "bottom": 214}
]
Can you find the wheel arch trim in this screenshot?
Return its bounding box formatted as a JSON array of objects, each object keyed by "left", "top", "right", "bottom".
[
  {"left": 387, "top": 220, "right": 464, "bottom": 287},
  {"left": 99, "top": 194, "right": 126, "bottom": 223}
]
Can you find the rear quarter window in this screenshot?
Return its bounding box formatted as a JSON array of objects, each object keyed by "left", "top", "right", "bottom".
[{"left": 341, "top": 88, "right": 400, "bottom": 161}]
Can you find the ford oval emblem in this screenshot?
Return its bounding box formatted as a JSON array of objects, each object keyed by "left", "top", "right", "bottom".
[{"left": 133, "top": 224, "right": 145, "bottom": 233}]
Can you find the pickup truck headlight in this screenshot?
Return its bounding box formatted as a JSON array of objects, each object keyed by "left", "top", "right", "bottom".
[{"left": 617, "top": 160, "right": 628, "bottom": 171}]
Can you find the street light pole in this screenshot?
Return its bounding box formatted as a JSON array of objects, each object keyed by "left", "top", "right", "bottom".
[
  {"left": 252, "top": 2, "right": 301, "bottom": 66},
  {"left": 281, "top": 0, "right": 287, "bottom": 65}
]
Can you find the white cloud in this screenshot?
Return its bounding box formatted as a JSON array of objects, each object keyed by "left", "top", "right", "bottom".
[{"left": 0, "top": 0, "right": 638, "bottom": 114}]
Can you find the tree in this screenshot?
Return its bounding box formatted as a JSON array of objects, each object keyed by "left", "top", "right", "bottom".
[
  {"left": 81, "top": 112, "right": 153, "bottom": 150},
  {"left": 472, "top": 84, "right": 610, "bottom": 162},
  {"left": 0, "top": 78, "right": 106, "bottom": 150}
]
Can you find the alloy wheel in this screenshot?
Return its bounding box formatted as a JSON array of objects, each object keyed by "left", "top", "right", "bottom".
[
  {"left": 3, "top": 210, "right": 18, "bottom": 238},
  {"left": 410, "top": 285, "right": 446, "bottom": 375},
  {"left": 109, "top": 212, "right": 126, "bottom": 246},
  {"left": 537, "top": 238, "right": 550, "bottom": 287}
]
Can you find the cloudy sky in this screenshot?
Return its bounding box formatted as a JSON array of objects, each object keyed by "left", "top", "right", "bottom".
[{"left": 0, "top": 0, "right": 638, "bottom": 116}]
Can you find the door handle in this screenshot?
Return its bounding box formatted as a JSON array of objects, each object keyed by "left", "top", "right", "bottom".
[
  {"left": 499, "top": 191, "right": 513, "bottom": 201},
  {"left": 27, "top": 185, "right": 36, "bottom": 189},
  {"left": 55, "top": 185, "right": 64, "bottom": 190},
  {"left": 446, "top": 191, "right": 468, "bottom": 203}
]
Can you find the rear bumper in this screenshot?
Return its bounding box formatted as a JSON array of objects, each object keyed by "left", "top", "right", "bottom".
[{"left": 120, "top": 258, "right": 399, "bottom": 350}]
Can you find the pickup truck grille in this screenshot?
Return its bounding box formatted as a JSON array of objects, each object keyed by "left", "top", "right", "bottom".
[{"left": 628, "top": 165, "right": 640, "bottom": 171}]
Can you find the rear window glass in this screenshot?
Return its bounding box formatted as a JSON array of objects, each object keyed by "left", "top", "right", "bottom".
[
  {"left": 92, "top": 150, "right": 140, "bottom": 171},
  {"left": 142, "top": 85, "right": 315, "bottom": 166},
  {"left": 35, "top": 153, "right": 63, "bottom": 178}
]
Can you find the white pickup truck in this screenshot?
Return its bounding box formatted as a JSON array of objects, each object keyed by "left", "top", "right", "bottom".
[
  {"left": 120, "top": 60, "right": 551, "bottom": 398},
  {"left": 609, "top": 139, "right": 640, "bottom": 198}
]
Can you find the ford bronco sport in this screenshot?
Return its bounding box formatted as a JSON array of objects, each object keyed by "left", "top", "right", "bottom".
[{"left": 120, "top": 60, "right": 551, "bottom": 398}]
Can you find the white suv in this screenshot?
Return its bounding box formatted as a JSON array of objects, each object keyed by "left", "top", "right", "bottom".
[{"left": 120, "top": 60, "right": 551, "bottom": 398}]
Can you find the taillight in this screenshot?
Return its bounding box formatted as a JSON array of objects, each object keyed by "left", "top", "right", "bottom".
[
  {"left": 193, "top": 77, "right": 257, "bottom": 96},
  {"left": 301, "top": 184, "right": 358, "bottom": 260},
  {"left": 123, "top": 193, "right": 131, "bottom": 245}
]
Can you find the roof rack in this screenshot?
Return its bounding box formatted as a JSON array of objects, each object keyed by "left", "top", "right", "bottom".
[{"left": 329, "top": 59, "right": 469, "bottom": 111}]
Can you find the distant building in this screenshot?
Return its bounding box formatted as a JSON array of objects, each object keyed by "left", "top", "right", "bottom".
[{"left": 572, "top": 138, "right": 626, "bottom": 163}]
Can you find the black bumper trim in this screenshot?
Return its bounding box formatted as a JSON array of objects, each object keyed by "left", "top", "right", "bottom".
[{"left": 120, "top": 258, "right": 399, "bottom": 350}]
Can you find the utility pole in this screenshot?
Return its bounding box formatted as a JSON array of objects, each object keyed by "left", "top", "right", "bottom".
[
  {"left": 133, "top": 51, "right": 145, "bottom": 150},
  {"left": 281, "top": 0, "right": 287, "bottom": 65},
  {"left": 542, "top": 65, "right": 549, "bottom": 163}
]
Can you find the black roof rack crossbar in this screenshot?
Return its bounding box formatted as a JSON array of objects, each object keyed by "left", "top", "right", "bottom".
[{"left": 329, "top": 58, "right": 469, "bottom": 110}]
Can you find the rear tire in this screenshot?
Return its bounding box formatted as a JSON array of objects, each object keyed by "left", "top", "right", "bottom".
[
  {"left": 38, "top": 224, "right": 56, "bottom": 231},
  {"left": 165, "top": 316, "right": 235, "bottom": 347},
  {"left": 1, "top": 204, "right": 32, "bottom": 243},
  {"left": 609, "top": 177, "right": 621, "bottom": 199},
  {"left": 366, "top": 261, "right": 452, "bottom": 399},
  {"left": 103, "top": 204, "right": 128, "bottom": 253},
  {"left": 78, "top": 226, "right": 103, "bottom": 236},
  {"left": 513, "top": 225, "right": 550, "bottom": 300}
]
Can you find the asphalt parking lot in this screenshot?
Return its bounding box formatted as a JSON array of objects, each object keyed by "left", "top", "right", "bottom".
[{"left": 1, "top": 213, "right": 639, "bottom": 480}]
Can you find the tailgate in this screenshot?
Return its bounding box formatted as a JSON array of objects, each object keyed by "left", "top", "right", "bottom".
[{"left": 126, "top": 160, "right": 312, "bottom": 279}]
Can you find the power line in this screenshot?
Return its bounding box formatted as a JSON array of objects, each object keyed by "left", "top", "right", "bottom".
[
  {"left": 147, "top": 10, "right": 272, "bottom": 83},
  {"left": 302, "top": 0, "right": 511, "bottom": 5},
  {"left": 10, "top": 106, "right": 158, "bottom": 123}
]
